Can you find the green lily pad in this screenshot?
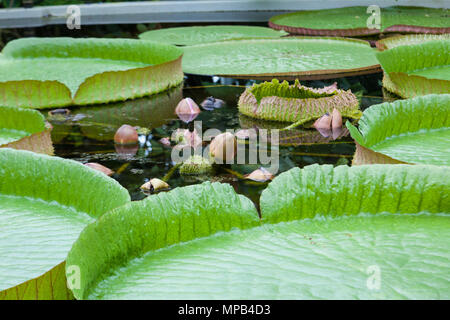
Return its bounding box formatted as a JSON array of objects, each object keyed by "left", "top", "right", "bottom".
[
  {"left": 347, "top": 94, "right": 450, "bottom": 166},
  {"left": 269, "top": 6, "right": 450, "bottom": 36},
  {"left": 376, "top": 34, "right": 450, "bottom": 51},
  {"left": 238, "top": 79, "right": 361, "bottom": 125},
  {"left": 139, "top": 25, "right": 288, "bottom": 45},
  {"left": 0, "top": 148, "right": 130, "bottom": 299},
  {"left": 66, "top": 165, "right": 449, "bottom": 299},
  {"left": 0, "top": 38, "right": 183, "bottom": 109},
  {"left": 0, "top": 106, "right": 53, "bottom": 154},
  {"left": 66, "top": 182, "right": 259, "bottom": 299},
  {"left": 182, "top": 37, "right": 381, "bottom": 80},
  {"left": 376, "top": 40, "right": 450, "bottom": 98}
]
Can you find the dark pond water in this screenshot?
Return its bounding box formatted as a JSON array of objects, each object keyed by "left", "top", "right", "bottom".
[{"left": 44, "top": 74, "right": 388, "bottom": 207}]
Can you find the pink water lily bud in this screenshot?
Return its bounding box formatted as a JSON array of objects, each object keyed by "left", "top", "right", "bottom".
[
  {"left": 313, "top": 113, "right": 332, "bottom": 137},
  {"left": 209, "top": 132, "right": 236, "bottom": 164},
  {"left": 159, "top": 137, "right": 171, "bottom": 147},
  {"left": 114, "top": 124, "right": 139, "bottom": 145},
  {"left": 313, "top": 113, "right": 332, "bottom": 130},
  {"left": 84, "top": 163, "right": 114, "bottom": 176},
  {"left": 175, "top": 98, "right": 201, "bottom": 123},
  {"left": 244, "top": 167, "right": 274, "bottom": 182},
  {"left": 331, "top": 108, "right": 343, "bottom": 130}
]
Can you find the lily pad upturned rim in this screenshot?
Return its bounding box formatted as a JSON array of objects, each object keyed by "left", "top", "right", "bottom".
[
  {"left": 183, "top": 37, "right": 381, "bottom": 80},
  {"left": 375, "top": 34, "right": 450, "bottom": 51},
  {"left": 238, "top": 79, "right": 361, "bottom": 125},
  {"left": 0, "top": 148, "right": 131, "bottom": 300},
  {"left": 0, "top": 37, "right": 184, "bottom": 109},
  {"left": 66, "top": 182, "right": 259, "bottom": 299},
  {"left": 268, "top": 6, "right": 450, "bottom": 36},
  {"left": 346, "top": 94, "right": 450, "bottom": 166},
  {"left": 138, "top": 25, "right": 289, "bottom": 46},
  {"left": 0, "top": 106, "right": 54, "bottom": 155},
  {"left": 66, "top": 164, "right": 450, "bottom": 299},
  {"left": 376, "top": 40, "right": 450, "bottom": 98}
]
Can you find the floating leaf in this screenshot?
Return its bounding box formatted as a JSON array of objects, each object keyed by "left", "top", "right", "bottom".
[
  {"left": 66, "top": 182, "right": 259, "bottom": 299},
  {"left": 347, "top": 94, "right": 450, "bottom": 165},
  {"left": 0, "top": 106, "right": 53, "bottom": 155},
  {"left": 139, "top": 25, "right": 287, "bottom": 45},
  {"left": 0, "top": 38, "right": 183, "bottom": 108},
  {"left": 66, "top": 165, "right": 449, "bottom": 299},
  {"left": 376, "top": 40, "right": 450, "bottom": 98},
  {"left": 238, "top": 79, "right": 361, "bottom": 125},
  {"left": 182, "top": 37, "right": 381, "bottom": 80},
  {"left": 0, "top": 148, "right": 130, "bottom": 299},
  {"left": 269, "top": 6, "right": 450, "bottom": 36}
]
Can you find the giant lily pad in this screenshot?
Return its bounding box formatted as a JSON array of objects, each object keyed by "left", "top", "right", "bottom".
[
  {"left": 376, "top": 40, "right": 450, "bottom": 98},
  {"left": 0, "top": 106, "right": 53, "bottom": 154},
  {"left": 66, "top": 182, "right": 260, "bottom": 299},
  {"left": 0, "top": 148, "right": 130, "bottom": 299},
  {"left": 375, "top": 34, "right": 450, "bottom": 51},
  {"left": 182, "top": 37, "right": 381, "bottom": 80},
  {"left": 238, "top": 79, "right": 361, "bottom": 125},
  {"left": 347, "top": 94, "right": 450, "bottom": 166},
  {"left": 66, "top": 165, "right": 449, "bottom": 299},
  {"left": 0, "top": 38, "right": 183, "bottom": 109},
  {"left": 269, "top": 6, "right": 450, "bottom": 36},
  {"left": 139, "top": 25, "right": 288, "bottom": 45}
]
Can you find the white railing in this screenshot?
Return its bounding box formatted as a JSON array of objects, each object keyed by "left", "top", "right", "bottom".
[{"left": 0, "top": 0, "right": 447, "bottom": 29}]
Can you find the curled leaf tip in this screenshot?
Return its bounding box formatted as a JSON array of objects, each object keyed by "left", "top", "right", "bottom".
[
  {"left": 141, "top": 178, "right": 170, "bottom": 193},
  {"left": 244, "top": 167, "right": 275, "bottom": 182}
]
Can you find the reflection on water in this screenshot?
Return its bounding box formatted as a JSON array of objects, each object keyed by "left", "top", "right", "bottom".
[{"left": 45, "top": 76, "right": 386, "bottom": 205}]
